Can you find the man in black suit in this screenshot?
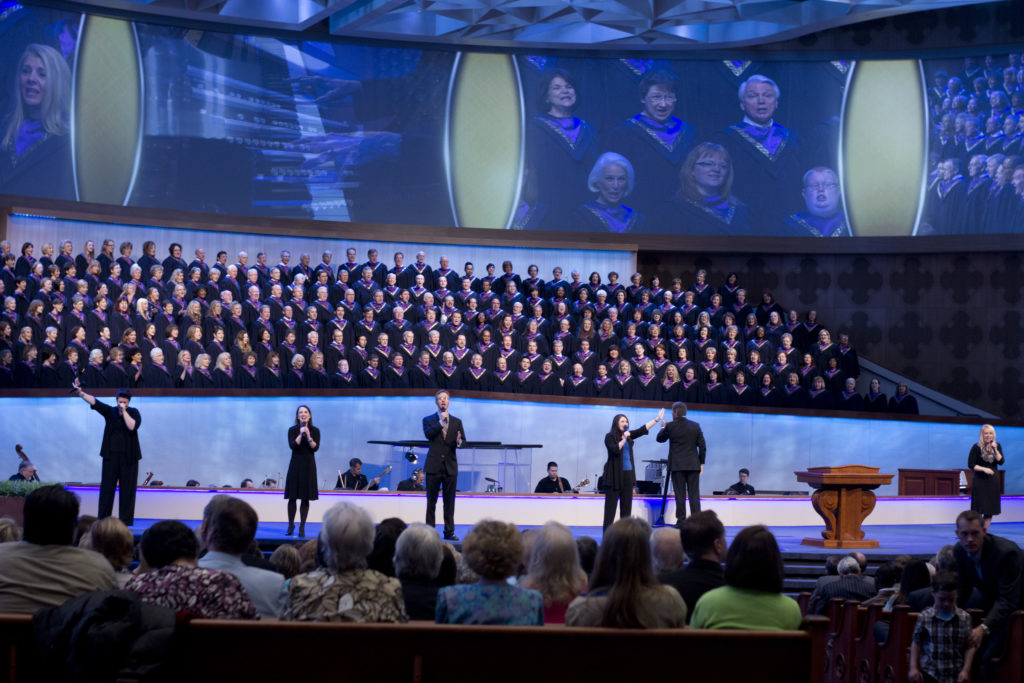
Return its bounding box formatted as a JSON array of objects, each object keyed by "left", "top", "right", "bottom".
[
  {"left": 423, "top": 390, "right": 464, "bottom": 541},
  {"left": 659, "top": 510, "right": 726, "bottom": 623},
  {"left": 954, "top": 509, "right": 1023, "bottom": 679},
  {"left": 72, "top": 379, "right": 142, "bottom": 525},
  {"left": 656, "top": 402, "right": 706, "bottom": 525}
]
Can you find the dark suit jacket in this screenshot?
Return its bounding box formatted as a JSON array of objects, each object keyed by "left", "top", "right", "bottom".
[
  {"left": 954, "top": 534, "right": 1023, "bottom": 633},
  {"left": 659, "top": 558, "right": 725, "bottom": 624},
  {"left": 809, "top": 575, "right": 875, "bottom": 615},
  {"left": 423, "top": 412, "right": 464, "bottom": 477},
  {"left": 656, "top": 417, "right": 706, "bottom": 472}
]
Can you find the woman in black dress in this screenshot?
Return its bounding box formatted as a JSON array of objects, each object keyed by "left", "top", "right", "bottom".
[
  {"left": 969, "top": 424, "right": 1005, "bottom": 530},
  {"left": 285, "top": 405, "right": 320, "bottom": 538},
  {"left": 601, "top": 408, "right": 664, "bottom": 531}
]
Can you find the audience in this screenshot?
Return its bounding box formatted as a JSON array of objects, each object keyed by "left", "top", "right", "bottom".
[
  {"left": 519, "top": 521, "right": 588, "bottom": 624},
  {"left": 576, "top": 536, "right": 598, "bottom": 579},
  {"left": 0, "top": 485, "right": 116, "bottom": 613},
  {"left": 394, "top": 523, "right": 444, "bottom": 620},
  {"left": 650, "top": 526, "right": 684, "bottom": 576},
  {"left": 435, "top": 519, "right": 543, "bottom": 625},
  {"left": 566, "top": 517, "right": 686, "bottom": 628},
  {"left": 690, "top": 524, "right": 802, "bottom": 630},
  {"left": 126, "top": 519, "right": 257, "bottom": 619},
  {"left": 284, "top": 501, "right": 407, "bottom": 622},
  {"left": 659, "top": 510, "right": 727, "bottom": 623},
  {"left": 80, "top": 516, "right": 135, "bottom": 588},
  {"left": 0, "top": 516, "right": 22, "bottom": 543},
  {"left": 197, "top": 495, "right": 288, "bottom": 618},
  {"left": 367, "top": 517, "right": 408, "bottom": 577}
]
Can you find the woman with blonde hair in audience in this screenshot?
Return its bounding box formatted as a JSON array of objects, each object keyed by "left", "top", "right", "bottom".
[
  {"left": 269, "top": 544, "right": 301, "bottom": 579},
  {"left": 690, "top": 524, "right": 801, "bottom": 630},
  {"left": 520, "top": 521, "right": 587, "bottom": 624},
  {"left": 566, "top": 517, "right": 685, "bottom": 628},
  {"left": 284, "top": 501, "right": 406, "bottom": 622},
  {"left": 81, "top": 516, "right": 135, "bottom": 587},
  {"left": 0, "top": 516, "right": 21, "bottom": 543},
  {"left": 394, "top": 523, "right": 444, "bottom": 620},
  {"left": 436, "top": 519, "right": 543, "bottom": 625}
]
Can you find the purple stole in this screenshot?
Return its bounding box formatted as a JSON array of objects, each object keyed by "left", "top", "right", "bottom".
[
  {"left": 425, "top": 344, "right": 442, "bottom": 359},
  {"left": 353, "top": 346, "right": 368, "bottom": 360},
  {"left": 575, "top": 350, "right": 593, "bottom": 364},
  {"left": 389, "top": 365, "right": 405, "bottom": 377},
  {"left": 842, "top": 390, "right": 857, "bottom": 400},
  {"left": 398, "top": 343, "right": 414, "bottom": 356},
  {"left": 516, "top": 369, "right": 533, "bottom": 382},
  {"left": 468, "top": 367, "right": 486, "bottom": 380},
  {"left": 438, "top": 364, "right": 458, "bottom": 378},
  {"left": 732, "top": 384, "right": 749, "bottom": 396},
  {"left": 639, "top": 374, "right": 656, "bottom": 387},
  {"left": 615, "top": 374, "right": 632, "bottom": 387},
  {"left": 785, "top": 384, "right": 801, "bottom": 395},
  {"left": 495, "top": 369, "right": 511, "bottom": 383},
  {"left": 452, "top": 347, "right": 470, "bottom": 362},
  {"left": 416, "top": 364, "right": 432, "bottom": 376},
  {"left": 243, "top": 366, "right": 257, "bottom": 380},
  {"left": 477, "top": 341, "right": 494, "bottom": 355},
  {"left": 706, "top": 381, "right": 721, "bottom": 392},
  {"left": 374, "top": 345, "right": 392, "bottom": 358},
  {"left": 594, "top": 377, "right": 610, "bottom": 390}
]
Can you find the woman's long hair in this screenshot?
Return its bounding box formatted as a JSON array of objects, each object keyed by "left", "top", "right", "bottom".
[
  {"left": 679, "top": 142, "right": 734, "bottom": 202},
  {"left": 4, "top": 44, "right": 71, "bottom": 149},
  {"left": 521, "top": 521, "right": 585, "bottom": 607},
  {"left": 608, "top": 413, "right": 627, "bottom": 441},
  {"left": 587, "top": 517, "right": 659, "bottom": 628}
]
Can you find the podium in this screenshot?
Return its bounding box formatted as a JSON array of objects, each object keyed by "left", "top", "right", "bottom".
[{"left": 795, "top": 465, "right": 894, "bottom": 549}]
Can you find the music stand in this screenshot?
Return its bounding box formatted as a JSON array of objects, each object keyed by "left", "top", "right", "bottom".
[{"left": 644, "top": 459, "right": 671, "bottom": 526}]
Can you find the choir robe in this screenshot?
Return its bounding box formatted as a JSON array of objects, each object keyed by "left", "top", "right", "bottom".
[
  {"left": 434, "top": 364, "right": 462, "bottom": 390},
  {"left": 600, "top": 114, "right": 697, "bottom": 213},
  {"left": 259, "top": 366, "right": 283, "bottom": 389},
  {"left": 461, "top": 366, "right": 491, "bottom": 392},
  {"left": 863, "top": 392, "right": 887, "bottom": 412},
  {"left": 651, "top": 196, "right": 752, "bottom": 236},
  {"left": 758, "top": 386, "right": 781, "bottom": 408},
  {"left": 513, "top": 369, "right": 539, "bottom": 394},
  {"left": 491, "top": 369, "right": 515, "bottom": 393},
  {"left": 593, "top": 376, "right": 617, "bottom": 399},
  {"left": 964, "top": 174, "right": 992, "bottom": 233},
  {"left": 305, "top": 368, "right": 330, "bottom": 389},
  {"left": 145, "top": 363, "right": 175, "bottom": 388},
  {"left": 357, "top": 366, "right": 382, "bottom": 389},
  {"left": 331, "top": 371, "right": 356, "bottom": 389},
  {"left": 235, "top": 365, "right": 259, "bottom": 389},
  {"left": 888, "top": 393, "right": 919, "bottom": 414},
  {"left": 924, "top": 174, "right": 968, "bottom": 235},
  {"left": 659, "top": 379, "right": 681, "bottom": 402},
  {"left": 409, "top": 363, "right": 436, "bottom": 389},
  {"left": 563, "top": 374, "right": 594, "bottom": 397},
  {"left": 635, "top": 373, "right": 660, "bottom": 400},
  {"left": 614, "top": 374, "right": 639, "bottom": 400},
  {"left": 82, "top": 362, "right": 106, "bottom": 389},
  {"left": 571, "top": 201, "right": 646, "bottom": 234},
  {"left": 526, "top": 114, "right": 598, "bottom": 230},
  {"left": 836, "top": 390, "right": 865, "bottom": 411},
  {"left": 537, "top": 372, "right": 562, "bottom": 396},
  {"left": 807, "top": 388, "right": 835, "bottom": 410},
  {"left": 703, "top": 381, "right": 726, "bottom": 405},
  {"left": 347, "top": 346, "right": 370, "bottom": 375},
  {"left": 783, "top": 210, "right": 852, "bottom": 238},
  {"left": 727, "top": 383, "right": 756, "bottom": 406},
  {"left": 193, "top": 367, "right": 217, "bottom": 390},
  {"left": 383, "top": 366, "right": 409, "bottom": 388},
  {"left": 573, "top": 350, "right": 598, "bottom": 378},
  {"left": 712, "top": 121, "right": 804, "bottom": 231},
  {"left": 780, "top": 384, "right": 808, "bottom": 410}
]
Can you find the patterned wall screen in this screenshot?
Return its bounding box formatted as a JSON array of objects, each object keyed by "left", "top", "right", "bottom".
[{"left": 0, "top": 4, "right": 1021, "bottom": 237}]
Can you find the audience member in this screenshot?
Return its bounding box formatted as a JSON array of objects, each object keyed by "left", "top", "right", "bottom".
[
  {"left": 394, "top": 523, "right": 444, "bottom": 620},
  {"left": 519, "top": 521, "right": 587, "bottom": 624},
  {"left": 953, "top": 509, "right": 1023, "bottom": 678},
  {"left": 0, "top": 516, "right": 21, "bottom": 543},
  {"left": 576, "top": 536, "right": 598, "bottom": 579},
  {"left": 367, "top": 517, "right": 408, "bottom": 577},
  {"left": 809, "top": 555, "right": 876, "bottom": 615},
  {"left": 0, "top": 485, "right": 116, "bottom": 613},
  {"left": 197, "top": 495, "right": 288, "bottom": 618},
  {"left": 909, "top": 570, "right": 978, "bottom": 683},
  {"left": 284, "top": 501, "right": 406, "bottom": 622},
  {"left": 269, "top": 544, "right": 301, "bottom": 579},
  {"left": 126, "top": 519, "right": 257, "bottom": 619},
  {"left": 651, "top": 526, "right": 684, "bottom": 576},
  {"left": 907, "top": 545, "right": 957, "bottom": 611},
  {"left": 566, "top": 517, "right": 686, "bottom": 628},
  {"left": 435, "top": 519, "right": 543, "bottom": 625},
  {"left": 660, "top": 510, "right": 727, "bottom": 623},
  {"left": 80, "top": 516, "right": 135, "bottom": 588},
  {"left": 690, "top": 524, "right": 801, "bottom": 630}
]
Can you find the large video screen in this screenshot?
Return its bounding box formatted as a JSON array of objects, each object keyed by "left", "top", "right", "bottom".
[{"left": 0, "top": 3, "right": 1019, "bottom": 236}]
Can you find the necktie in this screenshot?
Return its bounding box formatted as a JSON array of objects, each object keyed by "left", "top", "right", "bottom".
[{"left": 442, "top": 417, "right": 448, "bottom": 438}]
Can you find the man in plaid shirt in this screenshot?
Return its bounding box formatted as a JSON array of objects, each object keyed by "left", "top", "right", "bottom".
[{"left": 909, "top": 570, "right": 978, "bottom": 683}]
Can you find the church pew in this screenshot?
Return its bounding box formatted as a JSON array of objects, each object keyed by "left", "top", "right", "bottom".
[
  {"left": 875, "top": 605, "right": 916, "bottom": 683},
  {"left": 174, "top": 617, "right": 830, "bottom": 683},
  {"left": 0, "top": 614, "right": 32, "bottom": 683},
  {"left": 993, "top": 610, "right": 1024, "bottom": 683},
  {"left": 826, "top": 600, "right": 866, "bottom": 683},
  {"left": 852, "top": 603, "right": 885, "bottom": 683}
]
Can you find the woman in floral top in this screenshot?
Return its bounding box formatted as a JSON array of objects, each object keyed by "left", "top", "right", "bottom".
[
  {"left": 284, "top": 501, "right": 407, "bottom": 623},
  {"left": 126, "top": 520, "right": 256, "bottom": 619},
  {"left": 435, "top": 519, "right": 543, "bottom": 625}
]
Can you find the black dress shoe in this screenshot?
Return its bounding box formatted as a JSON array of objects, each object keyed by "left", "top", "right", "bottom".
[
  {"left": 298, "top": 523, "right": 306, "bottom": 538},
  {"left": 444, "top": 534, "right": 460, "bottom": 541},
  {"left": 286, "top": 523, "right": 295, "bottom": 536}
]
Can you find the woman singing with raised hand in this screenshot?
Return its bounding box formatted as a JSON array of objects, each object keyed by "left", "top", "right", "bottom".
[
  {"left": 285, "top": 405, "right": 320, "bottom": 538},
  {"left": 602, "top": 407, "right": 665, "bottom": 532},
  {"left": 969, "top": 424, "right": 1005, "bottom": 531}
]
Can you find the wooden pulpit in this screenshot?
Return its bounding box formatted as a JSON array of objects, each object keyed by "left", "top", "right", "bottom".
[{"left": 795, "top": 465, "right": 894, "bottom": 549}]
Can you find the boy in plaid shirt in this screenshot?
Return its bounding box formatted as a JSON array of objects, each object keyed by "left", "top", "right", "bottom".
[{"left": 909, "top": 570, "right": 978, "bottom": 683}]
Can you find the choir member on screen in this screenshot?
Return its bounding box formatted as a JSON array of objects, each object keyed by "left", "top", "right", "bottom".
[{"left": 783, "top": 167, "right": 851, "bottom": 237}]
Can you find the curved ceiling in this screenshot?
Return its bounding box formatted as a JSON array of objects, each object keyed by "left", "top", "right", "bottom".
[{"left": 67, "top": 0, "right": 994, "bottom": 49}]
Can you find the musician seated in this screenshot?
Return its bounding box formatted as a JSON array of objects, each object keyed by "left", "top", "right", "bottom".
[
  {"left": 397, "top": 468, "right": 425, "bottom": 492},
  {"left": 335, "top": 457, "right": 381, "bottom": 491},
  {"left": 239, "top": 478, "right": 255, "bottom": 489},
  {"left": 723, "top": 468, "right": 755, "bottom": 495},
  {"left": 9, "top": 461, "right": 38, "bottom": 482},
  {"left": 261, "top": 478, "right": 277, "bottom": 488},
  {"left": 534, "top": 461, "right": 578, "bottom": 494}
]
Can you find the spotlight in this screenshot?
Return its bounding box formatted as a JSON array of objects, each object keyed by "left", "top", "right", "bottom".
[{"left": 405, "top": 451, "right": 418, "bottom": 464}]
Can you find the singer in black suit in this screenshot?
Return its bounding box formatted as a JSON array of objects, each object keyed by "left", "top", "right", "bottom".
[
  {"left": 656, "top": 401, "right": 707, "bottom": 525},
  {"left": 423, "top": 390, "right": 465, "bottom": 541},
  {"left": 73, "top": 380, "right": 142, "bottom": 525},
  {"left": 285, "top": 405, "right": 320, "bottom": 538}
]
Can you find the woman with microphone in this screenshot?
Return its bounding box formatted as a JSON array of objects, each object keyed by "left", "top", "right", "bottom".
[
  {"left": 285, "top": 405, "right": 319, "bottom": 537},
  {"left": 602, "top": 407, "right": 664, "bottom": 532}
]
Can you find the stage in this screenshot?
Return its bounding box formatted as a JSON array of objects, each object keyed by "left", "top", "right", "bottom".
[{"left": 69, "top": 485, "right": 1024, "bottom": 555}]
